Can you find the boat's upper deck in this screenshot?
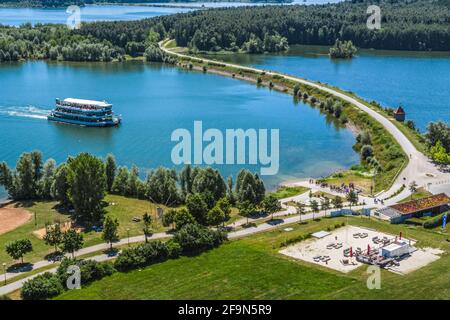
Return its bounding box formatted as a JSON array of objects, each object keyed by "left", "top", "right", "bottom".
[{"left": 56, "top": 98, "right": 112, "bottom": 110}]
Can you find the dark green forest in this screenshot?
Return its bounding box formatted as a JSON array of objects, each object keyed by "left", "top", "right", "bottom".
[{"left": 1, "top": 0, "right": 450, "bottom": 62}]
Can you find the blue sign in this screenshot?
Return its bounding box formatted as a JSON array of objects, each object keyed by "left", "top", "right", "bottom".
[{"left": 443, "top": 214, "right": 447, "bottom": 229}]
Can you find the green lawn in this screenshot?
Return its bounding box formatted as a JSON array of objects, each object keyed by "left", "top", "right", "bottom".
[
  {"left": 56, "top": 217, "right": 450, "bottom": 300},
  {"left": 270, "top": 186, "right": 310, "bottom": 200},
  {"left": 0, "top": 195, "right": 169, "bottom": 267},
  {"left": 398, "top": 187, "right": 433, "bottom": 203}
]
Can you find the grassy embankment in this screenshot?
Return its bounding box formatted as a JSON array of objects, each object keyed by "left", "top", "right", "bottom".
[
  {"left": 269, "top": 186, "right": 310, "bottom": 200},
  {"left": 0, "top": 194, "right": 170, "bottom": 267},
  {"left": 398, "top": 187, "right": 433, "bottom": 203},
  {"left": 161, "top": 40, "right": 409, "bottom": 195},
  {"left": 55, "top": 216, "right": 450, "bottom": 300}
]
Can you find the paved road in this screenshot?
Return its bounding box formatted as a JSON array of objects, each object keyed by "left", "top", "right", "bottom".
[{"left": 160, "top": 41, "right": 450, "bottom": 199}]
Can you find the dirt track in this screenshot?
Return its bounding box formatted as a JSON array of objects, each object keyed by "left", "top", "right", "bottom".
[{"left": 0, "top": 204, "right": 32, "bottom": 235}]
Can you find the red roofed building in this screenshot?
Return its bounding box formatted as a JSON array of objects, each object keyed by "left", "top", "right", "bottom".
[
  {"left": 377, "top": 193, "right": 450, "bottom": 223},
  {"left": 393, "top": 106, "right": 406, "bottom": 122}
]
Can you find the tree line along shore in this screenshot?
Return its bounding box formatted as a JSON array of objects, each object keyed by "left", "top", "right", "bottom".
[{"left": 2, "top": 0, "right": 450, "bottom": 63}]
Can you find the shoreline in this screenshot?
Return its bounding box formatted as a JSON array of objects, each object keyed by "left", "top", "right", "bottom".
[{"left": 160, "top": 40, "right": 449, "bottom": 198}]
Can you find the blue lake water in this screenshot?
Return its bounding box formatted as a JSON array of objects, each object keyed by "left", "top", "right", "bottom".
[
  {"left": 0, "top": 4, "right": 193, "bottom": 26},
  {"left": 208, "top": 45, "right": 450, "bottom": 132},
  {"left": 0, "top": 61, "right": 359, "bottom": 200}
]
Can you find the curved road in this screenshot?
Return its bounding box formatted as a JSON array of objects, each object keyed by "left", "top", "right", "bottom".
[{"left": 160, "top": 41, "right": 450, "bottom": 199}]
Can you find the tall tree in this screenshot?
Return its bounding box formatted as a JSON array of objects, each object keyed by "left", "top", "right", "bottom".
[
  {"left": 332, "top": 196, "right": 343, "bottom": 210},
  {"left": 216, "top": 197, "right": 232, "bottom": 226},
  {"left": 102, "top": 216, "right": 119, "bottom": 250},
  {"left": 235, "top": 169, "right": 265, "bottom": 206},
  {"left": 51, "top": 163, "right": 70, "bottom": 207},
  {"left": 112, "top": 166, "right": 130, "bottom": 195},
  {"left": 43, "top": 223, "right": 62, "bottom": 254},
  {"left": 320, "top": 197, "right": 331, "bottom": 217},
  {"left": 295, "top": 201, "right": 306, "bottom": 222},
  {"left": 262, "top": 194, "right": 282, "bottom": 220},
  {"left": 5, "top": 239, "right": 33, "bottom": 264},
  {"left": 105, "top": 154, "right": 117, "bottom": 192},
  {"left": 207, "top": 205, "right": 225, "bottom": 227},
  {"left": 179, "top": 164, "right": 193, "bottom": 199},
  {"left": 174, "top": 208, "right": 195, "bottom": 230},
  {"left": 186, "top": 193, "right": 209, "bottom": 225},
  {"left": 346, "top": 190, "right": 358, "bottom": 209},
  {"left": 142, "top": 212, "right": 152, "bottom": 243},
  {"left": 67, "top": 153, "right": 106, "bottom": 224},
  {"left": 128, "top": 165, "right": 139, "bottom": 197},
  {"left": 191, "top": 167, "right": 227, "bottom": 203},
  {"left": 61, "top": 229, "right": 84, "bottom": 259},
  {"left": 146, "top": 167, "right": 180, "bottom": 206},
  {"left": 41, "top": 159, "right": 56, "bottom": 199},
  {"left": 310, "top": 200, "right": 319, "bottom": 220},
  {"left": 238, "top": 200, "right": 255, "bottom": 225}
]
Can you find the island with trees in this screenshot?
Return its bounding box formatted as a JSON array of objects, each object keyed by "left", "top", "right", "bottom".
[{"left": 329, "top": 39, "right": 357, "bottom": 59}]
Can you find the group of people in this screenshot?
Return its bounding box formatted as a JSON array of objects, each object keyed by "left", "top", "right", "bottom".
[{"left": 309, "top": 179, "right": 361, "bottom": 195}]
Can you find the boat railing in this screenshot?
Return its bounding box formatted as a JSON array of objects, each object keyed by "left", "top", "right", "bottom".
[{"left": 56, "top": 100, "right": 111, "bottom": 110}]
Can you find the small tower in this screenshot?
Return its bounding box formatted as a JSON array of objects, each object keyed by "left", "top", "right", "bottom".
[{"left": 393, "top": 106, "right": 406, "bottom": 122}]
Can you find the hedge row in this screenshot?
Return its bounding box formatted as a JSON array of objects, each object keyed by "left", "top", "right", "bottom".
[{"left": 21, "top": 258, "right": 114, "bottom": 300}]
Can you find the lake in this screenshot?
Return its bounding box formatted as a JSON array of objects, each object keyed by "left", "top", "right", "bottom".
[
  {"left": 0, "top": 60, "right": 359, "bottom": 201},
  {"left": 207, "top": 45, "right": 450, "bottom": 132},
  {"left": 0, "top": 4, "right": 193, "bottom": 26},
  {"left": 0, "top": 2, "right": 343, "bottom": 26}
]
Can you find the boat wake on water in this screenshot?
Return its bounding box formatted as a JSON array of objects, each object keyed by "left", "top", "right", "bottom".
[{"left": 0, "top": 105, "right": 49, "bottom": 120}]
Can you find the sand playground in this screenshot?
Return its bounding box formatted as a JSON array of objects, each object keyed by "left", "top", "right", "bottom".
[
  {"left": 279, "top": 225, "right": 443, "bottom": 274},
  {"left": 0, "top": 204, "right": 32, "bottom": 235}
]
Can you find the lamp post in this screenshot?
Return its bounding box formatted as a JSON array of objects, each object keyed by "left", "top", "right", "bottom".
[
  {"left": 2, "top": 263, "right": 6, "bottom": 285},
  {"left": 127, "top": 228, "right": 130, "bottom": 246}
]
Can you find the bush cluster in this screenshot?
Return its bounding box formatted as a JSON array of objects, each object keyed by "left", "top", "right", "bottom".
[{"left": 423, "top": 211, "right": 450, "bottom": 229}]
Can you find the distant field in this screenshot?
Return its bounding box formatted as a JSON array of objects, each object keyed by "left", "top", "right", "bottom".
[{"left": 56, "top": 217, "right": 450, "bottom": 300}]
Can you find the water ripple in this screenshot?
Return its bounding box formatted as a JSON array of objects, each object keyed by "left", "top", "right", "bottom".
[{"left": 0, "top": 105, "right": 49, "bottom": 120}]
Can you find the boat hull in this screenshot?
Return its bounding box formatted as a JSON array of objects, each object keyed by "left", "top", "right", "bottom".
[{"left": 48, "top": 115, "right": 120, "bottom": 127}]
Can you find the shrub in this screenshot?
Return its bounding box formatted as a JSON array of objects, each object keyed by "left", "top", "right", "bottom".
[
  {"left": 423, "top": 211, "right": 450, "bottom": 229},
  {"left": 114, "top": 247, "right": 147, "bottom": 271},
  {"left": 166, "top": 239, "right": 182, "bottom": 258},
  {"left": 114, "top": 241, "right": 168, "bottom": 271},
  {"left": 57, "top": 257, "right": 115, "bottom": 286},
  {"left": 21, "top": 273, "right": 63, "bottom": 300},
  {"left": 293, "top": 84, "right": 300, "bottom": 96},
  {"left": 361, "top": 145, "right": 374, "bottom": 160},
  {"left": 173, "top": 223, "right": 226, "bottom": 254}
]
